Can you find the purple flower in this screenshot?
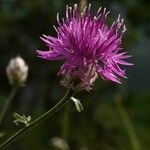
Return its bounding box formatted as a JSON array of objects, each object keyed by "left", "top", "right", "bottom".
[{"left": 37, "top": 4, "right": 133, "bottom": 90}]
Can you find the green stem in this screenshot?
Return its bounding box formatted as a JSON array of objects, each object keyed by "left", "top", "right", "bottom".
[
  {"left": 0, "top": 86, "right": 18, "bottom": 126},
  {"left": 114, "top": 95, "right": 142, "bottom": 150},
  {"left": 0, "top": 88, "right": 75, "bottom": 149},
  {"left": 80, "top": 0, "right": 87, "bottom": 13},
  {"left": 61, "top": 106, "right": 69, "bottom": 139}
]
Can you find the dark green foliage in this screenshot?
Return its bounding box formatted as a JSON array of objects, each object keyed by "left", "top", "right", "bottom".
[{"left": 0, "top": 0, "right": 149, "bottom": 149}]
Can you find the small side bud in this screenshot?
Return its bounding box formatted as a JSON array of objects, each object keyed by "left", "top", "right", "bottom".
[
  {"left": 6, "top": 56, "right": 28, "bottom": 86},
  {"left": 13, "top": 112, "right": 31, "bottom": 127}
]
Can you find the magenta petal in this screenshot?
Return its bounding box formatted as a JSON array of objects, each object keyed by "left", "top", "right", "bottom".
[
  {"left": 101, "top": 70, "right": 121, "bottom": 83},
  {"left": 114, "top": 59, "right": 134, "bottom": 66},
  {"left": 36, "top": 50, "right": 65, "bottom": 60}
]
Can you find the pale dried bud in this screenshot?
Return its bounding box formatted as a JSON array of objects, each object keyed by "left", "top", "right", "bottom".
[
  {"left": 6, "top": 56, "right": 28, "bottom": 85},
  {"left": 49, "top": 137, "right": 70, "bottom": 150}
]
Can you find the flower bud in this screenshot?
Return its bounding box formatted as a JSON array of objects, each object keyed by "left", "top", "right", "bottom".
[{"left": 6, "top": 56, "right": 28, "bottom": 85}]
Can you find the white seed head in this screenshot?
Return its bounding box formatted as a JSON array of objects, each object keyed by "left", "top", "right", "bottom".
[{"left": 6, "top": 56, "right": 28, "bottom": 85}]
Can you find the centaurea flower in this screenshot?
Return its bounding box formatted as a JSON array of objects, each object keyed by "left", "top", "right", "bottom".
[{"left": 37, "top": 4, "right": 133, "bottom": 91}]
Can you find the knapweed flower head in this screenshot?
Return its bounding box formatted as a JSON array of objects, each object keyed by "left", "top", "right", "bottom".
[
  {"left": 37, "top": 4, "right": 133, "bottom": 91},
  {"left": 6, "top": 56, "right": 28, "bottom": 85}
]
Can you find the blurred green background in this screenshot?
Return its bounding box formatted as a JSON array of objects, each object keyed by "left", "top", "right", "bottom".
[{"left": 0, "top": 0, "right": 150, "bottom": 150}]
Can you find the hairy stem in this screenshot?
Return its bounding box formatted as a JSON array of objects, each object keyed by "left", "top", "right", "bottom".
[
  {"left": 0, "top": 88, "right": 75, "bottom": 149},
  {"left": 114, "top": 95, "right": 142, "bottom": 150},
  {"left": 0, "top": 86, "right": 18, "bottom": 126}
]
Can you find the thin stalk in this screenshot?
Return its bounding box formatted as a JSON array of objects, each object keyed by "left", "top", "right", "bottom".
[
  {"left": 0, "top": 88, "right": 75, "bottom": 149},
  {"left": 114, "top": 95, "right": 142, "bottom": 150},
  {"left": 0, "top": 86, "right": 18, "bottom": 126}
]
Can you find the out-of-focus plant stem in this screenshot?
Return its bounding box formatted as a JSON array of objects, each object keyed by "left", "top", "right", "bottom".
[
  {"left": 80, "top": 0, "right": 87, "bottom": 13},
  {"left": 114, "top": 94, "right": 142, "bottom": 150},
  {"left": 0, "top": 86, "right": 18, "bottom": 126},
  {"left": 0, "top": 88, "right": 75, "bottom": 149},
  {"left": 62, "top": 106, "right": 69, "bottom": 140}
]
